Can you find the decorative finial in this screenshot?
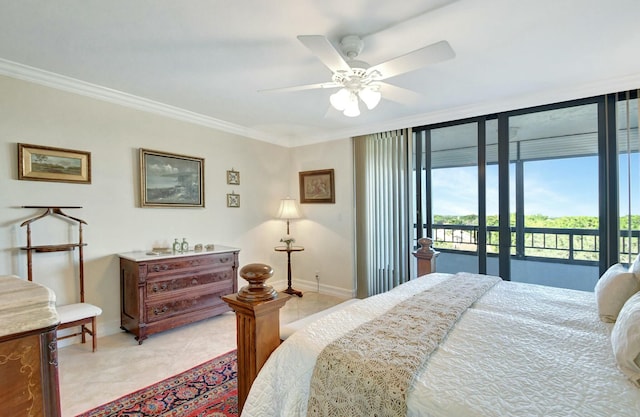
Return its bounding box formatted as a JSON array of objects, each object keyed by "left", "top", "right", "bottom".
[{"left": 237, "top": 263, "right": 278, "bottom": 302}]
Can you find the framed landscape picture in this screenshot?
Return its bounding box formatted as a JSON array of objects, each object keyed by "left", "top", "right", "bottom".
[
  {"left": 18, "top": 143, "right": 91, "bottom": 184},
  {"left": 299, "top": 169, "right": 335, "bottom": 204},
  {"left": 140, "top": 148, "right": 205, "bottom": 208}
]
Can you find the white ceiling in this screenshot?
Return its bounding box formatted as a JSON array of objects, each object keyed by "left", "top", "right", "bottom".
[{"left": 1, "top": 0, "right": 640, "bottom": 147}]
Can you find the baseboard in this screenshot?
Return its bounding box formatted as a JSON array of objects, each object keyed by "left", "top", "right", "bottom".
[
  {"left": 278, "top": 279, "right": 355, "bottom": 299},
  {"left": 56, "top": 282, "right": 355, "bottom": 350}
]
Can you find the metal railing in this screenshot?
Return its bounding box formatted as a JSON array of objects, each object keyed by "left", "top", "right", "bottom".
[{"left": 423, "top": 224, "right": 640, "bottom": 264}]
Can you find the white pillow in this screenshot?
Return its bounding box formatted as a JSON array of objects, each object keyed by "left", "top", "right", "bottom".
[
  {"left": 611, "top": 292, "right": 640, "bottom": 387},
  {"left": 629, "top": 253, "right": 640, "bottom": 277},
  {"left": 594, "top": 263, "right": 640, "bottom": 323}
]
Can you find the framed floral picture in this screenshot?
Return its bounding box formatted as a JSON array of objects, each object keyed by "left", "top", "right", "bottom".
[
  {"left": 299, "top": 169, "right": 335, "bottom": 204},
  {"left": 227, "top": 192, "right": 240, "bottom": 208},
  {"left": 227, "top": 169, "right": 240, "bottom": 185}
]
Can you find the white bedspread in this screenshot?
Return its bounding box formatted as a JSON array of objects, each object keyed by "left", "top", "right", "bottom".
[{"left": 242, "top": 273, "right": 640, "bottom": 417}]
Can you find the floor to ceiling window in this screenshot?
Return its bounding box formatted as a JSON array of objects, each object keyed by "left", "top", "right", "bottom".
[
  {"left": 430, "top": 122, "right": 480, "bottom": 272},
  {"left": 506, "top": 102, "right": 600, "bottom": 288},
  {"left": 414, "top": 91, "right": 637, "bottom": 291},
  {"left": 617, "top": 93, "right": 639, "bottom": 264}
]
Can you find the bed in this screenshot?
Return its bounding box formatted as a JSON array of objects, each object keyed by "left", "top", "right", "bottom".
[{"left": 240, "top": 269, "right": 640, "bottom": 417}]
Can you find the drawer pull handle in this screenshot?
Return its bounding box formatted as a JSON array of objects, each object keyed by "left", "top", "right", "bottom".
[
  {"left": 219, "top": 257, "right": 229, "bottom": 263},
  {"left": 48, "top": 340, "right": 57, "bottom": 353},
  {"left": 153, "top": 306, "right": 169, "bottom": 315},
  {"left": 152, "top": 283, "right": 168, "bottom": 292},
  {"left": 191, "top": 278, "right": 199, "bottom": 286},
  {"left": 152, "top": 264, "right": 169, "bottom": 272}
]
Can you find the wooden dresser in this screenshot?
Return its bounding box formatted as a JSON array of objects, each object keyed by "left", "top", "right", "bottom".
[
  {"left": 0, "top": 275, "right": 61, "bottom": 417},
  {"left": 118, "top": 246, "right": 240, "bottom": 344}
]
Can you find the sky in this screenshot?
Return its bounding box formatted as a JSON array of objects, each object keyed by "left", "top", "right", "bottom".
[{"left": 431, "top": 155, "right": 639, "bottom": 218}]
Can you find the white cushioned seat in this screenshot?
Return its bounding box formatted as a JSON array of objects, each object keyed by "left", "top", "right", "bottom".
[
  {"left": 56, "top": 302, "right": 102, "bottom": 323},
  {"left": 280, "top": 298, "right": 360, "bottom": 340}
]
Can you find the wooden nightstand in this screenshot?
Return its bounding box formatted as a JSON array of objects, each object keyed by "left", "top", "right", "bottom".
[{"left": 274, "top": 246, "right": 304, "bottom": 297}]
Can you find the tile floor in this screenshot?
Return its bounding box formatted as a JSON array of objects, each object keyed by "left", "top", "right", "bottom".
[{"left": 58, "top": 291, "right": 347, "bottom": 417}]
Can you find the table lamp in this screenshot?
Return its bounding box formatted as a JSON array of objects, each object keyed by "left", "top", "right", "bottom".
[{"left": 276, "top": 197, "right": 301, "bottom": 236}]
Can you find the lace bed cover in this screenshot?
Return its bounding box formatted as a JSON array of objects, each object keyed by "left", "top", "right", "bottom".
[
  {"left": 241, "top": 273, "right": 640, "bottom": 417},
  {"left": 306, "top": 273, "right": 500, "bottom": 417}
]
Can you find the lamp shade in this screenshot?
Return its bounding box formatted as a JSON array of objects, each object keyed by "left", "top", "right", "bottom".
[
  {"left": 330, "top": 88, "right": 350, "bottom": 111},
  {"left": 359, "top": 86, "right": 381, "bottom": 110},
  {"left": 343, "top": 92, "right": 360, "bottom": 117},
  {"left": 276, "top": 198, "right": 301, "bottom": 220}
]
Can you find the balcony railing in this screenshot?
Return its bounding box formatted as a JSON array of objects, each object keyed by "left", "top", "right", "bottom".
[{"left": 424, "top": 224, "right": 640, "bottom": 264}]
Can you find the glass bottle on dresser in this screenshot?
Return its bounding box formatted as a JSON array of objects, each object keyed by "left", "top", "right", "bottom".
[
  {"left": 181, "top": 238, "right": 189, "bottom": 253},
  {"left": 173, "top": 238, "right": 181, "bottom": 253}
]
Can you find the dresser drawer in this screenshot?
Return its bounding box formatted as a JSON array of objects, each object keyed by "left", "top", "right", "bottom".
[
  {"left": 145, "top": 287, "right": 232, "bottom": 323},
  {"left": 119, "top": 248, "right": 239, "bottom": 344},
  {"left": 146, "top": 269, "right": 233, "bottom": 297},
  {"left": 144, "top": 253, "right": 235, "bottom": 276}
]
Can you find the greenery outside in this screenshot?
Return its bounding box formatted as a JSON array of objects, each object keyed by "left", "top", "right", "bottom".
[{"left": 430, "top": 214, "right": 640, "bottom": 262}]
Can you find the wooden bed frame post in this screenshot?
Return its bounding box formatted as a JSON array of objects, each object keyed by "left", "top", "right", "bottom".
[
  {"left": 413, "top": 237, "right": 439, "bottom": 276},
  {"left": 222, "top": 263, "right": 290, "bottom": 413}
]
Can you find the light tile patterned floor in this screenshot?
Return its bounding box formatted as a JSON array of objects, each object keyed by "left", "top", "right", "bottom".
[{"left": 58, "top": 291, "right": 346, "bottom": 416}]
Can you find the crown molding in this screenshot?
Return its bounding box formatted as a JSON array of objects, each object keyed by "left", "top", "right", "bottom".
[
  {"left": 300, "top": 72, "right": 640, "bottom": 146},
  {"left": 0, "top": 58, "right": 287, "bottom": 146},
  {"left": 3, "top": 58, "right": 638, "bottom": 148}
]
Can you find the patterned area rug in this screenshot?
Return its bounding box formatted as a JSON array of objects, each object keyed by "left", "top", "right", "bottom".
[{"left": 76, "top": 350, "right": 237, "bottom": 417}]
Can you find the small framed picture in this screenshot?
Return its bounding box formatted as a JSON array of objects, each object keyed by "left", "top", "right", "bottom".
[
  {"left": 18, "top": 143, "right": 91, "bottom": 184},
  {"left": 227, "top": 192, "right": 240, "bottom": 208},
  {"left": 299, "top": 169, "right": 335, "bottom": 204},
  {"left": 227, "top": 169, "right": 240, "bottom": 185}
]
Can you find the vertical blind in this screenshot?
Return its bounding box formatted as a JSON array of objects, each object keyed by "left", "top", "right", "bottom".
[{"left": 354, "top": 129, "right": 413, "bottom": 298}]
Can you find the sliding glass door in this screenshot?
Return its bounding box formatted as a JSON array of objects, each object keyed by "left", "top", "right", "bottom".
[
  {"left": 413, "top": 92, "right": 638, "bottom": 291},
  {"left": 617, "top": 92, "right": 639, "bottom": 264},
  {"left": 506, "top": 101, "right": 601, "bottom": 290}
]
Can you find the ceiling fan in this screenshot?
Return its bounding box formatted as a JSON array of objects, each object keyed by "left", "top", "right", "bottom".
[{"left": 260, "top": 34, "right": 455, "bottom": 117}]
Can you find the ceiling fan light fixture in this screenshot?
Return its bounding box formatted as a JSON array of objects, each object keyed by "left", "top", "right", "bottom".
[
  {"left": 358, "top": 86, "right": 382, "bottom": 110},
  {"left": 330, "top": 88, "right": 351, "bottom": 111},
  {"left": 343, "top": 92, "right": 360, "bottom": 117}
]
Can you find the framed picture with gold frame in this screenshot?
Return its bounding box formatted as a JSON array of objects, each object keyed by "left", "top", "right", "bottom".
[
  {"left": 18, "top": 143, "right": 91, "bottom": 184},
  {"left": 226, "top": 169, "right": 240, "bottom": 185},
  {"left": 299, "top": 169, "right": 335, "bottom": 204},
  {"left": 140, "top": 148, "right": 205, "bottom": 208},
  {"left": 227, "top": 192, "right": 240, "bottom": 208}
]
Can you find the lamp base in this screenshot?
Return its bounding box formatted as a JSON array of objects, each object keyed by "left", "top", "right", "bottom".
[{"left": 282, "top": 287, "right": 303, "bottom": 297}]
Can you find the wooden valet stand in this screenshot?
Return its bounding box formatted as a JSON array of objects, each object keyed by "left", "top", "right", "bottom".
[{"left": 20, "top": 206, "right": 101, "bottom": 352}]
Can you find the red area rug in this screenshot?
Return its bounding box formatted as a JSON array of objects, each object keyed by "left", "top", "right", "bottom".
[{"left": 76, "top": 350, "right": 238, "bottom": 417}]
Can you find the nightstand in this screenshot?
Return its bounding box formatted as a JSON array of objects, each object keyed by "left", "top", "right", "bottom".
[{"left": 274, "top": 246, "right": 304, "bottom": 297}]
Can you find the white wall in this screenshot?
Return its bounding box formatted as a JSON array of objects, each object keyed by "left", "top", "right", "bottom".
[
  {"left": 289, "top": 139, "right": 355, "bottom": 298},
  {"left": 0, "top": 75, "right": 356, "bottom": 343}
]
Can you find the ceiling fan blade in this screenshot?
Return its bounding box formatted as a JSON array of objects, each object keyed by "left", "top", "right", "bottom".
[
  {"left": 259, "top": 81, "right": 340, "bottom": 93},
  {"left": 297, "top": 35, "right": 352, "bottom": 73},
  {"left": 370, "top": 40, "right": 455, "bottom": 80},
  {"left": 379, "top": 82, "right": 423, "bottom": 106}
]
